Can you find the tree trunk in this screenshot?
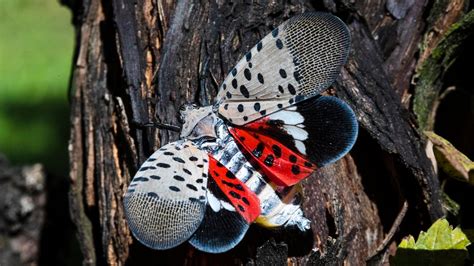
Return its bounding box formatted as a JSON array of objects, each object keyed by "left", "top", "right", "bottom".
[{"left": 66, "top": 0, "right": 472, "bottom": 265}]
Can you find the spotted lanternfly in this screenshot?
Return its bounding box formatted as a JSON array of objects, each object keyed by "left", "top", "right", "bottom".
[{"left": 124, "top": 12, "right": 358, "bottom": 253}]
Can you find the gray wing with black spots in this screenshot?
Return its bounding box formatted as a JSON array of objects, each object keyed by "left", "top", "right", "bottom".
[
  {"left": 216, "top": 12, "right": 350, "bottom": 125},
  {"left": 124, "top": 140, "right": 209, "bottom": 250}
]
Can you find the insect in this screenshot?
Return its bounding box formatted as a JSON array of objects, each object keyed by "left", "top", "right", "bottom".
[{"left": 124, "top": 12, "right": 358, "bottom": 253}]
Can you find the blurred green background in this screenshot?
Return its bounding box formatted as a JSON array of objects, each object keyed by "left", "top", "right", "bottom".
[
  {"left": 0, "top": 0, "right": 79, "bottom": 264},
  {"left": 0, "top": 0, "right": 72, "bottom": 175}
]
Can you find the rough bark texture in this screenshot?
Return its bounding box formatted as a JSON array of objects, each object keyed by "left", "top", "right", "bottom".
[
  {"left": 0, "top": 155, "right": 46, "bottom": 265},
  {"left": 65, "top": 0, "right": 471, "bottom": 265}
]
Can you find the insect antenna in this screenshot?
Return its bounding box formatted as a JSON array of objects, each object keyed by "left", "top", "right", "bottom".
[{"left": 133, "top": 121, "right": 181, "bottom": 132}]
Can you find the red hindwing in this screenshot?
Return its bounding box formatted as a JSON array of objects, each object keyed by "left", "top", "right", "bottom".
[
  {"left": 208, "top": 156, "right": 260, "bottom": 223},
  {"left": 229, "top": 122, "right": 317, "bottom": 187}
]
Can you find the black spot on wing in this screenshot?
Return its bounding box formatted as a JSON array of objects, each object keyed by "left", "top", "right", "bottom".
[
  {"left": 229, "top": 191, "right": 241, "bottom": 199},
  {"left": 183, "top": 168, "right": 192, "bottom": 175},
  {"left": 289, "top": 155, "right": 297, "bottom": 163},
  {"left": 232, "top": 79, "right": 238, "bottom": 88},
  {"left": 225, "top": 170, "right": 236, "bottom": 179},
  {"left": 252, "top": 143, "right": 264, "bottom": 158},
  {"left": 245, "top": 52, "right": 252, "bottom": 61},
  {"left": 272, "top": 27, "right": 279, "bottom": 37},
  {"left": 294, "top": 71, "right": 301, "bottom": 83},
  {"left": 244, "top": 69, "right": 251, "bottom": 80},
  {"left": 172, "top": 157, "right": 185, "bottom": 163},
  {"left": 240, "top": 85, "right": 250, "bottom": 98},
  {"left": 138, "top": 166, "right": 156, "bottom": 171},
  {"left": 189, "top": 156, "right": 198, "bottom": 161},
  {"left": 276, "top": 39, "right": 283, "bottom": 49},
  {"left": 156, "top": 163, "right": 171, "bottom": 168},
  {"left": 237, "top": 104, "right": 244, "bottom": 112},
  {"left": 231, "top": 68, "right": 237, "bottom": 76},
  {"left": 149, "top": 175, "right": 161, "bottom": 180},
  {"left": 226, "top": 91, "right": 232, "bottom": 99},
  {"left": 264, "top": 155, "right": 274, "bottom": 167},
  {"left": 186, "top": 184, "right": 198, "bottom": 191},
  {"left": 163, "top": 151, "right": 174, "bottom": 156},
  {"left": 254, "top": 102, "right": 260, "bottom": 111},
  {"left": 279, "top": 69, "right": 287, "bottom": 78},
  {"left": 173, "top": 175, "right": 185, "bottom": 181},
  {"left": 292, "top": 165, "right": 301, "bottom": 175},
  {"left": 257, "top": 73, "right": 264, "bottom": 84},
  {"left": 133, "top": 177, "right": 149, "bottom": 182},
  {"left": 169, "top": 186, "right": 180, "bottom": 192},
  {"left": 288, "top": 84, "right": 296, "bottom": 95},
  {"left": 147, "top": 192, "right": 158, "bottom": 198},
  {"left": 257, "top": 41, "right": 263, "bottom": 51},
  {"left": 272, "top": 145, "right": 282, "bottom": 158},
  {"left": 278, "top": 85, "right": 284, "bottom": 94}
]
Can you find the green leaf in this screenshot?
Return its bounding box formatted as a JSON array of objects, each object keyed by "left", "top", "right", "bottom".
[
  {"left": 391, "top": 219, "right": 471, "bottom": 266},
  {"left": 407, "top": 219, "right": 470, "bottom": 250},
  {"left": 399, "top": 235, "right": 416, "bottom": 249}
]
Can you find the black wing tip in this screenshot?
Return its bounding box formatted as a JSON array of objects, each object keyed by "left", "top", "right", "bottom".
[
  {"left": 188, "top": 206, "right": 250, "bottom": 253},
  {"left": 318, "top": 97, "right": 358, "bottom": 166},
  {"left": 297, "top": 96, "right": 358, "bottom": 166}
]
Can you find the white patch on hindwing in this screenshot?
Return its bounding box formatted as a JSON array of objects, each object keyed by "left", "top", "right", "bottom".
[
  {"left": 268, "top": 110, "right": 304, "bottom": 125},
  {"left": 294, "top": 140, "right": 306, "bottom": 155},
  {"left": 206, "top": 190, "right": 235, "bottom": 212},
  {"left": 283, "top": 125, "right": 308, "bottom": 141}
]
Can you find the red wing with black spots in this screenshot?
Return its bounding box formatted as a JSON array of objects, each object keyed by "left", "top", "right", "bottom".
[
  {"left": 188, "top": 156, "right": 260, "bottom": 253},
  {"left": 230, "top": 126, "right": 316, "bottom": 187},
  {"left": 230, "top": 95, "right": 358, "bottom": 186},
  {"left": 207, "top": 156, "right": 260, "bottom": 222}
]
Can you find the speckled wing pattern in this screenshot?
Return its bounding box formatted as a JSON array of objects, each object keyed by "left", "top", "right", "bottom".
[
  {"left": 216, "top": 12, "right": 350, "bottom": 125},
  {"left": 124, "top": 12, "right": 357, "bottom": 255},
  {"left": 123, "top": 140, "right": 209, "bottom": 250}
]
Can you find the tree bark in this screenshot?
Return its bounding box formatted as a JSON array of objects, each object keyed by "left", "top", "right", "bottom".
[
  {"left": 0, "top": 155, "right": 46, "bottom": 265},
  {"left": 66, "top": 0, "right": 471, "bottom": 265}
]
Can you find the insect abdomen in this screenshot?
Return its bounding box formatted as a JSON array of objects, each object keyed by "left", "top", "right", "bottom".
[{"left": 211, "top": 120, "right": 309, "bottom": 229}]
